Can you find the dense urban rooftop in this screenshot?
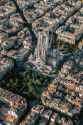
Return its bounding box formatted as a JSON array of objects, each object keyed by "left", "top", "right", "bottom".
[{"left": 0, "top": 0, "right": 83, "bottom": 124}]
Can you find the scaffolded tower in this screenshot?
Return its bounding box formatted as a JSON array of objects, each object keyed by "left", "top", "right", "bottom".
[{"left": 35, "top": 29, "right": 53, "bottom": 62}]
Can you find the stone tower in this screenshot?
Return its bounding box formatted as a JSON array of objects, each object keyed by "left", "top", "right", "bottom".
[{"left": 35, "top": 29, "right": 53, "bottom": 62}]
